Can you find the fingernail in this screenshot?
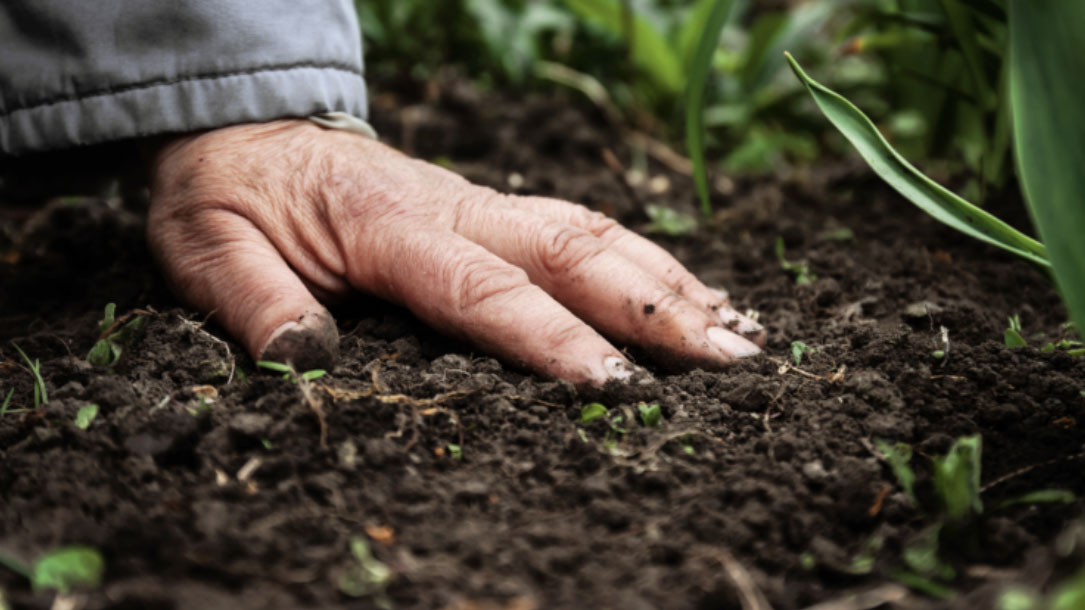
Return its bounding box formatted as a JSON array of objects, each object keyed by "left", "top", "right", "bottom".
[
  {"left": 710, "top": 287, "right": 730, "bottom": 302},
  {"left": 260, "top": 310, "right": 340, "bottom": 371},
  {"left": 603, "top": 356, "right": 636, "bottom": 380},
  {"left": 706, "top": 326, "right": 761, "bottom": 358},
  {"left": 719, "top": 307, "right": 764, "bottom": 339}
]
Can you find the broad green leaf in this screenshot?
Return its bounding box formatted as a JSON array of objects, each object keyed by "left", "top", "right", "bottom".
[
  {"left": 74, "top": 404, "right": 99, "bottom": 430},
  {"left": 579, "top": 402, "right": 609, "bottom": 424},
  {"left": 932, "top": 435, "right": 983, "bottom": 521},
  {"left": 1008, "top": 0, "right": 1085, "bottom": 339},
  {"left": 785, "top": 53, "right": 1050, "bottom": 270},
  {"left": 563, "top": 0, "right": 683, "bottom": 95},
  {"left": 637, "top": 403, "right": 662, "bottom": 427},
  {"left": 685, "top": 0, "right": 737, "bottom": 218},
  {"left": 31, "top": 546, "right": 104, "bottom": 593}
]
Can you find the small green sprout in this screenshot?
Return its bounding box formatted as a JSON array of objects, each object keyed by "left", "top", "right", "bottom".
[
  {"left": 338, "top": 536, "right": 393, "bottom": 599},
  {"left": 775, "top": 237, "right": 816, "bottom": 285},
  {"left": 819, "top": 227, "right": 855, "bottom": 242},
  {"left": 1041, "top": 338, "right": 1085, "bottom": 356},
  {"left": 637, "top": 402, "right": 662, "bottom": 427},
  {"left": 932, "top": 349, "right": 946, "bottom": 360},
  {"left": 644, "top": 204, "right": 698, "bottom": 236},
  {"left": 261, "top": 439, "right": 273, "bottom": 451},
  {"left": 875, "top": 439, "right": 916, "bottom": 505},
  {"left": 256, "top": 360, "right": 327, "bottom": 383},
  {"left": 10, "top": 343, "right": 47, "bottom": 408},
  {"left": 1004, "top": 314, "right": 1028, "bottom": 348},
  {"left": 790, "top": 341, "right": 816, "bottom": 366},
  {"left": 447, "top": 444, "right": 463, "bottom": 460},
  {"left": 579, "top": 402, "right": 609, "bottom": 424},
  {"left": 74, "top": 404, "right": 99, "bottom": 430},
  {"left": 0, "top": 545, "right": 105, "bottom": 594},
  {"left": 0, "top": 388, "right": 13, "bottom": 417},
  {"left": 86, "top": 303, "right": 147, "bottom": 367}
]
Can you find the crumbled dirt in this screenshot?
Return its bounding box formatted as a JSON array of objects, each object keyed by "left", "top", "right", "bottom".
[{"left": 2, "top": 81, "right": 1084, "bottom": 610}]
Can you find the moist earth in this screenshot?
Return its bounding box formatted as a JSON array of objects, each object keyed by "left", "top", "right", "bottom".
[{"left": 2, "top": 80, "right": 1084, "bottom": 610}]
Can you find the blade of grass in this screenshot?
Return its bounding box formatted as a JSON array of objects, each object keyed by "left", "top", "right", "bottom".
[
  {"left": 685, "top": 0, "right": 737, "bottom": 219},
  {"left": 785, "top": 52, "right": 1050, "bottom": 269},
  {"left": 1008, "top": 0, "right": 1085, "bottom": 338},
  {"left": 937, "top": 0, "right": 994, "bottom": 106}
]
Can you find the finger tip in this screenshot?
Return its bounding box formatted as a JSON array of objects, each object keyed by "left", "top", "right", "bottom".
[
  {"left": 706, "top": 326, "right": 762, "bottom": 359},
  {"left": 259, "top": 309, "right": 340, "bottom": 371}
]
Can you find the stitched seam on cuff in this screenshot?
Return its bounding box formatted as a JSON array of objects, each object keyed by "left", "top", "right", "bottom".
[{"left": 1, "top": 61, "right": 364, "bottom": 118}]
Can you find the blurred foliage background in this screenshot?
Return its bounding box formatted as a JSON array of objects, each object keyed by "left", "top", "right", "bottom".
[{"left": 357, "top": 0, "right": 1012, "bottom": 196}]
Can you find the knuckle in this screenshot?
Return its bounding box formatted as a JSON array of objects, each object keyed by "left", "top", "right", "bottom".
[
  {"left": 538, "top": 225, "right": 604, "bottom": 275},
  {"left": 580, "top": 209, "right": 622, "bottom": 239},
  {"left": 450, "top": 255, "right": 531, "bottom": 312}
]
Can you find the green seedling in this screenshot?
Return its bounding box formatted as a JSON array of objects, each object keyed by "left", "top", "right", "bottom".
[
  {"left": 579, "top": 402, "right": 609, "bottom": 424},
  {"left": 261, "top": 439, "right": 273, "bottom": 451},
  {"left": 0, "top": 545, "right": 104, "bottom": 594},
  {"left": 447, "top": 444, "right": 463, "bottom": 460},
  {"left": 998, "top": 565, "right": 1085, "bottom": 610},
  {"left": 1041, "top": 338, "right": 1085, "bottom": 356},
  {"left": 790, "top": 341, "right": 816, "bottom": 366},
  {"left": 819, "top": 227, "right": 855, "bottom": 242},
  {"left": 775, "top": 237, "right": 816, "bottom": 285},
  {"left": 932, "top": 435, "right": 983, "bottom": 522},
  {"left": 0, "top": 388, "right": 13, "bottom": 417},
  {"left": 1005, "top": 315, "right": 1028, "bottom": 348},
  {"left": 256, "top": 360, "right": 327, "bottom": 383},
  {"left": 87, "top": 303, "right": 147, "bottom": 367},
  {"left": 74, "top": 404, "right": 99, "bottom": 430},
  {"left": 637, "top": 402, "right": 662, "bottom": 427},
  {"left": 186, "top": 396, "right": 214, "bottom": 418},
  {"left": 644, "top": 204, "right": 697, "bottom": 237},
  {"left": 338, "top": 536, "right": 393, "bottom": 600},
  {"left": 932, "top": 350, "right": 946, "bottom": 360},
  {"left": 10, "top": 343, "right": 47, "bottom": 408}
]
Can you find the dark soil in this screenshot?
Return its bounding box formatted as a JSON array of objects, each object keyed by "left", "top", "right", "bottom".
[{"left": 2, "top": 80, "right": 1084, "bottom": 610}]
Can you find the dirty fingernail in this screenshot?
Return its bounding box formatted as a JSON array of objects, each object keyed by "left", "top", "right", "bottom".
[
  {"left": 260, "top": 309, "right": 340, "bottom": 371},
  {"left": 706, "top": 326, "right": 761, "bottom": 358},
  {"left": 720, "top": 307, "right": 765, "bottom": 340},
  {"left": 603, "top": 356, "right": 636, "bottom": 380}
]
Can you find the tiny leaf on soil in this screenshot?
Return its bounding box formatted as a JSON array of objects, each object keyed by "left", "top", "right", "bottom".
[
  {"left": 580, "top": 402, "right": 609, "bottom": 424},
  {"left": 997, "top": 489, "right": 1075, "bottom": 510},
  {"left": 791, "top": 341, "right": 814, "bottom": 366},
  {"left": 74, "top": 404, "right": 99, "bottom": 430},
  {"left": 645, "top": 204, "right": 698, "bottom": 236},
  {"left": 338, "top": 536, "right": 392, "bottom": 598},
  {"left": 875, "top": 439, "right": 917, "bottom": 505},
  {"left": 301, "top": 369, "right": 327, "bottom": 381},
  {"left": 256, "top": 360, "right": 292, "bottom": 373},
  {"left": 447, "top": 444, "right": 463, "bottom": 460},
  {"left": 31, "top": 546, "right": 104, "bottom": 593},
  {"left": 638, "top": 403, "right": 662, "bottom": 427},
  {"left": 932, "top": 435, "right": 983, "bottom": 521}
]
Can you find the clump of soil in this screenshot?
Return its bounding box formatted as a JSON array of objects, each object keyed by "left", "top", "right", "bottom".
[{"left": 2, "top": 81, "right": 1084, "bottom": 610}]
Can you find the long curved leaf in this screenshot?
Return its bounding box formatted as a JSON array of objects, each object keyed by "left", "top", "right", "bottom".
[
  {"left": 685, "top": 0, "right": 736, "bottom": 218},
  {"left": 785, "top": 52, "right": 1049, "bottom": 269},
  {"left": 1008, "top": 0, "right": 1085, "bottom": 335}
]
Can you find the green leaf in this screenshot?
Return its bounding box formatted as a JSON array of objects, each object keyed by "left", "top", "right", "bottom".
[
  {"left": 338, "top": 536, "right": 392, "bottom": 598},
  {"left": 932, "top": 435, "right": 983, "bottom": 521},
  {"left": 0, "top": 388, "right": 13, "bottom": 417},
  {"left": 902, "top": 523, "right": 956, "bottom": 581},
  {"left": 86, "top": 340, "right": 112, "bottom": 367},
  {"left": 301, "top": 369, "right": 327, "bottom": 381},
  {"left": 1051, "top": 567, "right": 1085, "bottom": 610},
  {"left": 1004, "top": 329, "right": 1027, "bottom": 348},
  {"left": 996, "top": 489, "right": 1075, "bottom": 510},
  {"left": 785, "top": 53, "right": 1050, "bottom": 270},
  {"left": 31, "top": 546, "right": 104, "bottom": 593},
  {"left": 684, "top": 0, "right": 737, "bottom": 218},
  {"left": 563, "top": 0, "right": 683, "bottom": 95},
  {"left": 644, "top": 204, "right": 698, "bottom": 236},
  {"left": 790, "top": 341, "right": 812, "bottom": 366},
  {"left": 74, "top": 404, "right": 99, "bottom": 430},
  {"left": 256, "top": 360, "right": 292, "bottom": 373},
  {"left": 998, "top": 589, "right": 1040, "bottom": 610},
  {"left": 875, "top": 439, "right": 917, "bottom": 505},
  {"left": 1008, "top": 0, "right": 1085, "bottom": 341},
  {"left": 98, "top": 303, "right": 116, "bottom": 334},
  {"left": 638, "top": 403, "right": 662, "bottom": 427},
  {"left": 447, "top": 444, "right": 463, "bottom": 460},
  {"left": 579, "top": 402, "right": 609, "bottom": 424},
  {"left": 937, "top": 0, "right": 994, "bottom": 106}
]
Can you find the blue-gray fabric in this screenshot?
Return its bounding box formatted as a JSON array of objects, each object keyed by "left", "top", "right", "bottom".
[{"left": 0, "top": 0, "right": 367, "bottom": 155}]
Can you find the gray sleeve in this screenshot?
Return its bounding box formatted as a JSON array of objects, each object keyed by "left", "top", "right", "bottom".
[{"left": 0, "top": 0, "right": 367, "bottom": 156}]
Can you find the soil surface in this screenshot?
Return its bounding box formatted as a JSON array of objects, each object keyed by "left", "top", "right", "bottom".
[{"left": 2, "top": 80, "right": 1084, "bottom": 610}]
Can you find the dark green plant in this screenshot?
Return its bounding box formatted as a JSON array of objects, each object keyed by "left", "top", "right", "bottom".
[
  {"left": 0, "top": 546, "right": 104, "bottom": 594},
  {"left": 637, "top": 402, "right": 662, "bottom": 427},
  {"left": 1004, "top": 314, "right": 1027, "bottom": 348},
  {"left": 788, "top": 0, "right": 1085, "bottom": 340},
  {"left": 579, "top": 402, "right": 609, "bottom": 423},
  {"left": 87, "top": 303, "right": 147, "bottom": 367}
]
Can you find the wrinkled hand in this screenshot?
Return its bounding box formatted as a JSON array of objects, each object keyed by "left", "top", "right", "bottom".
[{"left": 147, "top": 120, "right": 763, "bottom": 385}]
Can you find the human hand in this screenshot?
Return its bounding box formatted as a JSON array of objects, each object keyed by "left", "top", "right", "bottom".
[{"left": 146, "top": 120, "right": 764, "bottom": 385}]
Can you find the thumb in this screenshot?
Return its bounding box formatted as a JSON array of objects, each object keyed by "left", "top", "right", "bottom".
[{"left": 149, "top": 208, "right": 339, "bottom": 371}]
